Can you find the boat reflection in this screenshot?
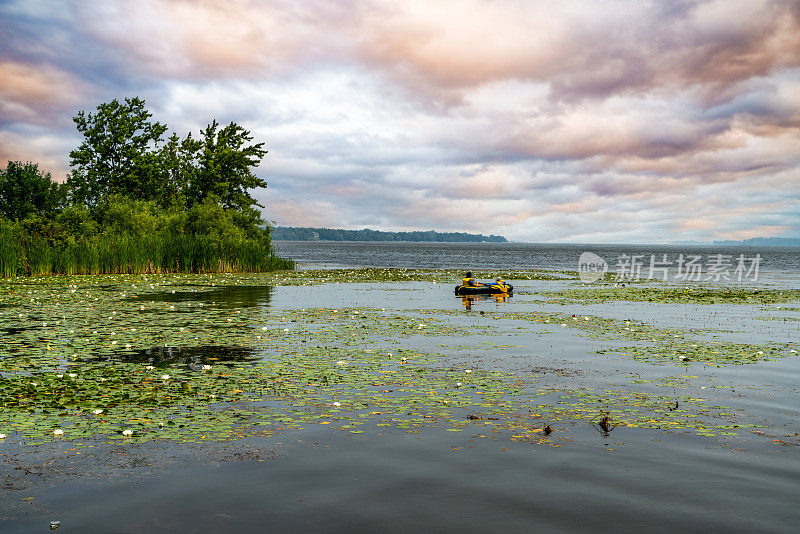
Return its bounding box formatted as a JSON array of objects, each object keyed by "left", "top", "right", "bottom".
[{"left": 460, "top": 293, "right": 511, "bottom": 310}]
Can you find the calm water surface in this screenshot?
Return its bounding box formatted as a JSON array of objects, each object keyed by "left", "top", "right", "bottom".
[
  {"left": 2, "top": 243, "right": 799, "bottom": 533},
  {"left": 273, "top": 240, "right": 800, "bottom": 282}
]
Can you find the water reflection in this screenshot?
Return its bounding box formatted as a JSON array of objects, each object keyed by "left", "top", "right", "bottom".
[
  {"left": 91, "top": 345, "right": 258, "bottom": 366},
  {"left": 127, "top": 285, "right": 273, "bottom": 309},
  {"left": 460, "top": 293, "right": 511, "bottom": 310}
]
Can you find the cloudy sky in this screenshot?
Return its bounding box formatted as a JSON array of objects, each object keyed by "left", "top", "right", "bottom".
[{"left": 1, "top": 0, "right": 799, "bottom": 243}]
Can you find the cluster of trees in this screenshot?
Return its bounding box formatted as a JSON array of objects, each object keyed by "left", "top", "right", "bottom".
[
  {"left": 272, "top": 226, "right": 508, "bottom": 243},
  {"left": 0, "top": 97, "right": 291, "bottom": 275}
]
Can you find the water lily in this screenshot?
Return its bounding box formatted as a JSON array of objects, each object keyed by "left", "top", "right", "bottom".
[
  {"left": 0, "top": 433, "right": 6, "bottom": 439},
  {"left": 465, "top": 369, "right": 472, "bottom": 374},
  {"left": 333, "top": 402, "right": 342, "bottom": 407},
  {"left": 145, "top": 365, "right": 155, "bottom": 370},
  {"left": 68, "top": 373, "right": 77, "bottom": 378},
  {"left": 456, "top": 382, "right": 462, "bottom": 387},
  {"left": 201, "top": 365, "right": 212, "bottom": 371},
  {"left": 53, "top": 429, "right": 64, "bottom": 436},
  {"left": 122, "top": 429, "right": 133, "bottom": 436},
  {"left": 336, "top": 360, "right": 346, "bottom": 365},
  {"left": 93, "top": 409, "right": 103, "bottom": 415},
  {"left": 161, "top": 374, "right": 170, "bottom": 380},
  {"left": 56, "top": 374, "right": 63, "bottom": 378}
]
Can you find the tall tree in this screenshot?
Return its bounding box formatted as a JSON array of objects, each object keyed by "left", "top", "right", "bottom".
[
  {"left": 0, "top": 161, "right": 67, "bottom": 220},
  {"left": 187, "top": 120, "right": 268, "bottom": 212},
  {"left": 67, "top": 97, "right": 168, "bottom": 207}
]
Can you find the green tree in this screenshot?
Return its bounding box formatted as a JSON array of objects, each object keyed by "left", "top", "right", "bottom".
[
  {"left": 0, "top": 161, "right": 67, "bottom": 220},
  {"left": 186, "top": 120, "right": 268, "bottom": 212},
  {"left": 67, "top": 97, "right": 168, "bottom": 207}
]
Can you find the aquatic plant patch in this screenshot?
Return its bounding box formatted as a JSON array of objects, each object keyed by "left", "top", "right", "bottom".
[
  {"left": 0, "top": 272, "right": 784, "bottom": 447},
  {"left": 540, "top": 286, "right": 800, "bottom": 305}
]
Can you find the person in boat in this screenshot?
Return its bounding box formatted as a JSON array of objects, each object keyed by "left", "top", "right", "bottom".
[{"left": 462, "top": 272, "right": 482, "bottom": 286}]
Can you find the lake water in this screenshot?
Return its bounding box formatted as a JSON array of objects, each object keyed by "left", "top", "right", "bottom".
[
  {"left": 274, "top": 241, "right": 800, "bottom": 286},
  {"left": 1, "top": 243, "right": 799, "bottom": 533}
]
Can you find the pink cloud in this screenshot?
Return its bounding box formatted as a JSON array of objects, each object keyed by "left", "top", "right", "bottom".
[{"left": 0, "top": 61, "right": 87, "bottom": 124}]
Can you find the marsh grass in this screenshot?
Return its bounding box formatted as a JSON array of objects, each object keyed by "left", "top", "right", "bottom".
[{"left": 3, "top": 233, "right": 293, "bottom": 276}]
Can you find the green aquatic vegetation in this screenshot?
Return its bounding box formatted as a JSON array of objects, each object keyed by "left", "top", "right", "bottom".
[
  {"left": 541, "top": 285, "right": 800, "bottom": 305},
  {"left": 416, "top": 307, "right": 797, "bottom": 366},
  {"left": 255, "top": 268, "right": 572, "bottom": 285},
  {"left": 605, "top": 342, "right": 793, "bottom": 366},
  {"left": 523, "top": 387, "right": 759, "bottom": 438},
  {"left": 0, "top": 272, "right": 780, "bottom": 446}
]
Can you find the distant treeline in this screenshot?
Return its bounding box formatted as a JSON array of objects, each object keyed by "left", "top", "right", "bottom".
[
  {"left": 712, "top": 237, "right": 800, "bottom": 247},
  {"left": 273, "top": 227, "right": 508, "bottom": 243}
]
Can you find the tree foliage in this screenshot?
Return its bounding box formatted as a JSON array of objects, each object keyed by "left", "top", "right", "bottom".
[
  {"left": 68, "top": 97, "right": 168, "bottom": 207},
  {"left": 187, "top": 120, "right": 268, "bottom": 212},
  {"left": 0, "top": 96, "right": 290, "bottom": 276},
  {"left": 67, "top": 97, "right": 268, "bottom": 214},
  {"left": 0, "top": 161, "right": 68, "bottom": 221}
]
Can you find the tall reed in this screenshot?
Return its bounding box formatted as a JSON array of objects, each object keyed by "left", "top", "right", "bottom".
[{"left": 0, "top": 232, "right": 293, "bottom": 276}]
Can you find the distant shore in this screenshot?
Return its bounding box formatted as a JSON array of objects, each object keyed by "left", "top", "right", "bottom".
[{"left": 271, "top": 226, "right": 508, "bottom": 243}]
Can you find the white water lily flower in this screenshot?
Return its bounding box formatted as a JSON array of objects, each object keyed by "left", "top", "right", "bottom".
[
  {"left": 261, "top": 326, "right": 268, "bottom": 331},
  {"left": 99, "top": 377, "right": 107, "bottom": 382},
  {"left": 283, "top": 328, "right": 289, "bottom": 332},
  {"left": 56, "top": 374, "right": 63, "bottom": 378},
  {"left": 161, "top": 374, "right": 170, "bottom": 380},
  {"left": 53, "top": 429, "right": 64, "bottom": 435},
  {"left": 145, "top": 365, "right": 155, "bottom": 370},
  {"left": 465, "top": 369, "right": 472, "bottom": 374},
  {"left": 93, "top": 409, "right": 103, "bottom": 415},
  {"left": 456, "top": 382, "right": 462, "bottom": 387},
  {"left": 31, "top": 382, "right": 38, "bottom": 386},
  {"left": 333, "top": 402, "right": 342, "bottom": 407},
  {"left": 201, "top": 365, "right": 212, "bottom": 371},
  {"left": 111, "top": 341, "right": 117, "bottom": 345},
  {"left": 122, "top": 429, "right": 133, "bottom": 436},
  {"left": 0, "top": 434, "right": 6, "bottom": 439},
  {"left": 336, "top": 361, "right": 346, "bottom": 365},
  {"left": 68, "top": 373, "right": 77, "bottom": 378}
]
